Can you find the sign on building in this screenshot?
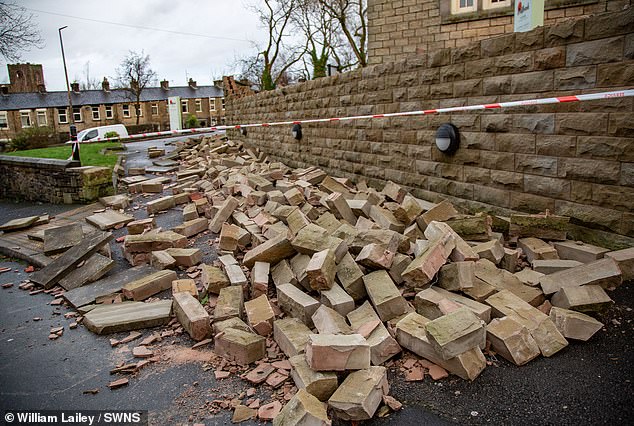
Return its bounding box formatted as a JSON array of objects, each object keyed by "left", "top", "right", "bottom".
[
  {"left": 168, "top": 96, "right": 182, "bottom": 131},
  {"left": 514, "top": 0, "right": 544, "bottom": 32}
]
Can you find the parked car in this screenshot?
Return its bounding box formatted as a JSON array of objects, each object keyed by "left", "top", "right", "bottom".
[{"left": 66, "top": 124, "right": 129, "bottom": 143}]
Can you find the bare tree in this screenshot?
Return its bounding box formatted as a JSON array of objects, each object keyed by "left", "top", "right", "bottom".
[
  {"left": 250, "top": 0, "right": 306, "bottom": 90},
  {"left": 75, "top": 61, "right": 100, "bottom": 90},
  {"left": 115, "top": 51, "right": 157, "bottom": 125},
  {"left": 291, "top": 0, "right": 334, "bottom": 79},
  {"left": 318, "top": 0, "right": 368, "bottom": 68},
  {"left": 0, "top": 1, "right": 43, "bottom": 62}
]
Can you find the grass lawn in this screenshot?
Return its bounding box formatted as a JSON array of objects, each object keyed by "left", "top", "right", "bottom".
[{"left": 4, "top": 142, "right": 123, "bottom": 168}]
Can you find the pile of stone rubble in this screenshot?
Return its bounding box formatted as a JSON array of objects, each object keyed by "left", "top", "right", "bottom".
[{"left": 17, "top": 134, "right": 634, "bottom": 424}]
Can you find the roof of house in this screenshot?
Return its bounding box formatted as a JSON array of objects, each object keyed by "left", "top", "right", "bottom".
[{"left": 0, "top": 85, "right": 224, "bottom": 111}]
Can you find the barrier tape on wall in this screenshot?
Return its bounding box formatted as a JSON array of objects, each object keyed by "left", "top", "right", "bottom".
[{"left": 88, "top": 89, "right": 634, "bottom": 143}]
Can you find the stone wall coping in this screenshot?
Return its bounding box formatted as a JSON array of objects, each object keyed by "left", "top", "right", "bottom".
[{"left": 0, "top": 155, "right": 80, "bottom": 169}]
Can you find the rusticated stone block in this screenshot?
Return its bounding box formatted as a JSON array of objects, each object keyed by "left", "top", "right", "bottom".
[{"left": 566, "top": 37, "right": 624, "bottom": 67}]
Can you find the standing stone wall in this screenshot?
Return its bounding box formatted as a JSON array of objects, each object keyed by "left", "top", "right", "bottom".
[
  {"left": 0, "top": 156, "right": 113, "bottom": 204},
  {"left": 226, "top": 8, "right": 634, "bottom": 244}
]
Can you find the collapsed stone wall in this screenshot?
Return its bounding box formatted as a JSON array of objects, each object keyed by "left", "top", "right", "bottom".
[
  {"left": 0, "top": 156, "right": 113, "bottom": 204},
  {"left": 226, "top": 8, "right": 634, "bottom": 245}
]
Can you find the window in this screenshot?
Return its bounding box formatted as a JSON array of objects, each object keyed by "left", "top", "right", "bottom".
[
  {"left": 82, "top": 129, "right": 98, "bottom": 141},
  {"left": 209, "top": 97, "right": 216, "bottom": 111},
  {"left": 91, "top": 106, "right": 100, "bottom": 121},
  {"left": 483, "top": 0, "right": 511, "bottom": 10},
  {"left": 36, "top": 109, "right": 47, "bottom": 126},
  {"left": 195, "top": 99, "right": 202, "bottom": 112},
  {"left": 181, "top": 100, "right": 189, "bottom": 113},
  {"left": 20, "top": 110, "right": 31, "bottom": 128},
  {"left": 0, "top": 111, "right": 8, "bottom": 129},
  {"left": 451, "top": 0, "right": 477, "bottom": 14},
  {"left": 105, "top": 105, "right": 113, "bottom": 119},
  {"left": 151, "top": 103, "right": 159, "bottom": 115},
  {"left": 221, "top": 97, "right": 225, "bottom": 110},
  {"left": 73, "top": 107, "right": 82, "bottom": 122},
  {"left": 122, "top": 104, "right": 131, "bottom": 118},
  {"left": 58, "top": 108, "right": 68, "bottom": 124}
]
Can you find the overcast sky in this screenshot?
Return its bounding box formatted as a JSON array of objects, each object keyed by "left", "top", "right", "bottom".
[{"left": 0, "top": 0, "right": 268, "bottom": 90}]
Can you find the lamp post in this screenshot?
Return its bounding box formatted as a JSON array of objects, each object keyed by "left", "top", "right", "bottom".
[{"left": 59, "top": 26, "right": 79, "bottom": 162}]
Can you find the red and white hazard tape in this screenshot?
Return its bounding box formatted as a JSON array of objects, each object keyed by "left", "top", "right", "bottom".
[{"left": 89, "top": 89, "right": 634, "bottom": 143}]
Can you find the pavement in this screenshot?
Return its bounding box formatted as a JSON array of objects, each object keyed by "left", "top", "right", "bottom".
[{"left": 0, "top": 137, "right": 633, "bottom": 425}]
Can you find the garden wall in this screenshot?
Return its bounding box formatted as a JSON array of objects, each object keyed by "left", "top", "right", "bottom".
[
  {"left": 0, "top": 156, "right": 113, "bottom": 204},
  {"left": 226, "top": 8, "right": 634, "bottom": 247}
]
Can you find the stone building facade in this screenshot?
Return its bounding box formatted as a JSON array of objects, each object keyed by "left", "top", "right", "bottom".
[
  {"left": 226, "top": 6, "right": 634, "bottom": 246},
  {"left": 0, "top": 64, "right": 226, "bottom": 142},
  {"left": 367, "top": 0, "right": 633, "bottom": 64}
]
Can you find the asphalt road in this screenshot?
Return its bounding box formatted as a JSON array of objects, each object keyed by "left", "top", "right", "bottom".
[{"left": 1, "top": 136, "right": 633, "bottom": 425}]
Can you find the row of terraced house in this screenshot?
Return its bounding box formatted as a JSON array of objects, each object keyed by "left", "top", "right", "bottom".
[{"left": 0, "top": 63, "right": 227, "bottom": 145}]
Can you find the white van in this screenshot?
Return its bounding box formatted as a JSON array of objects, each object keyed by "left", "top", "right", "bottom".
[{"left": 70, "top": 124, "right": 129, "bottom": 143}]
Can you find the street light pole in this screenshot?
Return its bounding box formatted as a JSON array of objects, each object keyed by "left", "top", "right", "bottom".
[{"left": 59, "top": 26, "right": 79, "bottom": 162}]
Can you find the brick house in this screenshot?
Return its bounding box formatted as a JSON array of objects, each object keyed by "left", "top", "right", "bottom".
[
  {"left": 0, "top": 63, "right": 226, "bottom": 143},
  {"left": 367, "top": 0, "right": 630, "bottom": 64}
]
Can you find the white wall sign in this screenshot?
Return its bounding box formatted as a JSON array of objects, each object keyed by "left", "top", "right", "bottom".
[
  {"left": 168, "top": 96, "right": 182, "bottom": 131},
  {"left": 514, "top": 0, "right": 544, "bottom": 32}
]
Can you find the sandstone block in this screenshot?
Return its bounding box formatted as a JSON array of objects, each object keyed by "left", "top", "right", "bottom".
[
  {"left": 200, "top": 264, "right": 229, "bottom": 295},
  {"left": 146, "top": 196, "right": 175, "bottom": 214},
  {"left": 219, "top": 223, "right": 242, "bottom": 251},
  {"left": 554, "top": 240, "right": 609, "bottom": 263},
  {"left": 549, "top": 306, "right": 603, "bottom": 341},
  {"left": 475, "top": 259, "right": 544, "bottom": 306},
  {"left": 394, "top": 195, "right": 424, "bottom": 225},
  {"left": 369, "top": 205, "right": 405, "bottom": 233},
  {"left": 214, "top": 328, "right": 265, "bottom": 365},
  {"left": 245, "top": 294, "right": 275, "bottom": 336},
  {"left": 243, "top": 234, "right": 296, "bottom": 268},
  {"left": 438, "top": 261, "right": 475, "bottom": 291},
  {"left": 501, "top": 247, "right": 520, "bottom": 273},
  {"left": 208, "top": 196, "right": 240, "bottom": 233},
  {"left": 363, "top": 270, "right": 410, "bottom": 321},
  {"left": 347, "top": 301, "right": 402, "bottom": 365},
  {"left": 425, "top": 308, "right": 486, "bottom": 360},
  {"left": 328, "top": 366, "right": 388, "bottom": 421},
  {"left": 284, "top": 187, "right": 305, "bottom": 206},
  {"left": 274, "top": 318, "right": 312, "bottom": 357},
  {"left": 325, "top": 192, "right": 357, "bottom": 225},
  {"left": 306, "top": 334, "right": 370, "bottom": 371},
  {"left": 389, "top": 253, "right": 412, "bottom": 285},
  {"left": 424, "top": 220, "right": 479, "bottom": 262},
  {"left": 394, "top": 312, "right": 486, "bottom": 381},
  {"left": 540, "top": 258, "right": 623, "bottom": 295},
  {"left": 550, "top": 285, "right": 613, "bottom": 313},
  {"left": 224, "top": 264, "right": 248, "bottom": 287},
  {"left": 320, "top": 283, "right": 355, "bottom": 316},
  {"left": 509, "top": 212, "right": 569, "bottom": 240},
  {"left": 272, "top": 259, "right": 299, "bottom": 288},
  {"left": 486, "top": 316, "right": 540, "bottom": 366},
  {"left": 402, "top": 232, "right": 455, "bottom": 288},
  {"left": 312, "top": 305, "right": 353, "bottom": 335},
  {"left": 127, "top": 218, "right": 155, "bottom": 235},
  {"left": 605, "top": 247, "right": 634, "bottom": 281},
  {"left": 175, "top": 217, "right": 208, "bottom": 238},
  {"left": 355, "top": 243, "right": 394, "bottom": 270},
  {"left": 420, "top": 200, "right": 458, "bottom": 227},
  {"left": 273, "top": 389, "right": 331, "bottom": 426},
  {"left": 514, "top": 268, "right": 545, "bottom": 287},
  {"left": 433, "top": 287, "right": 492, "bottom": 323},
  {"left": 306, "top": 249, "right": 337, "bottom": 291},
  {"left": 214, "top": 317, "right": 251, "bottom": 335},
  {"left": 473, "top": 240, "right": 505, "bottom": 264},
  {"left": 289, "top": 355, "right": 338, "bottom": 402},
  {"left": 518, "top": 237, "right": 559, "bottom": 263},
  {"left": 251, "top": 261, "right": 270, "bottom": 298},
  {"left": 276, "top": 283, "right": 320, "bottom": 327},
  {"left": 173, "top": 291, "right": 211, "bottom": 341},
  {"left": 485, "top": 290, "right": 568, "bottom": 357},
  {"left": 124, "top": 231, "right": 187, "bottom": 253},
  {"left": 214, "top": 285, "right": 244, "bottom": 321},
  {"left": 336, "top": 252, "right": 366, "bottom": 301},
  {"left": 165, "top": 248, "right": 203, "bottom": 267},
  {"left": 532, "top": 259, "right": 584, "bottom": 274},
  {"left": 182, "top": 203, "right": 199, "bottom": 221},
  {"left": 171, "top": 279, "right": 198, "bottom": 298},
  {"left": 122, "top": 270, "right": 177, "bottom": 301}
]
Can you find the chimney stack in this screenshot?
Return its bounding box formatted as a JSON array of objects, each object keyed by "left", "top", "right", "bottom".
[
  {"left": 188, "top": 78, "right": 197, "bottom": 89},
  {"left": 102, "top": 77, "right": 110, "bottom": 92},
  {"left": 71, "top": 82, "right": 80, "bottom": 93},
  {"left": 160, "top": 80, "right": 169, "bottom": 90},
  {"left": 37, "top": 83, "right": 46, "bottom": 93}
]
